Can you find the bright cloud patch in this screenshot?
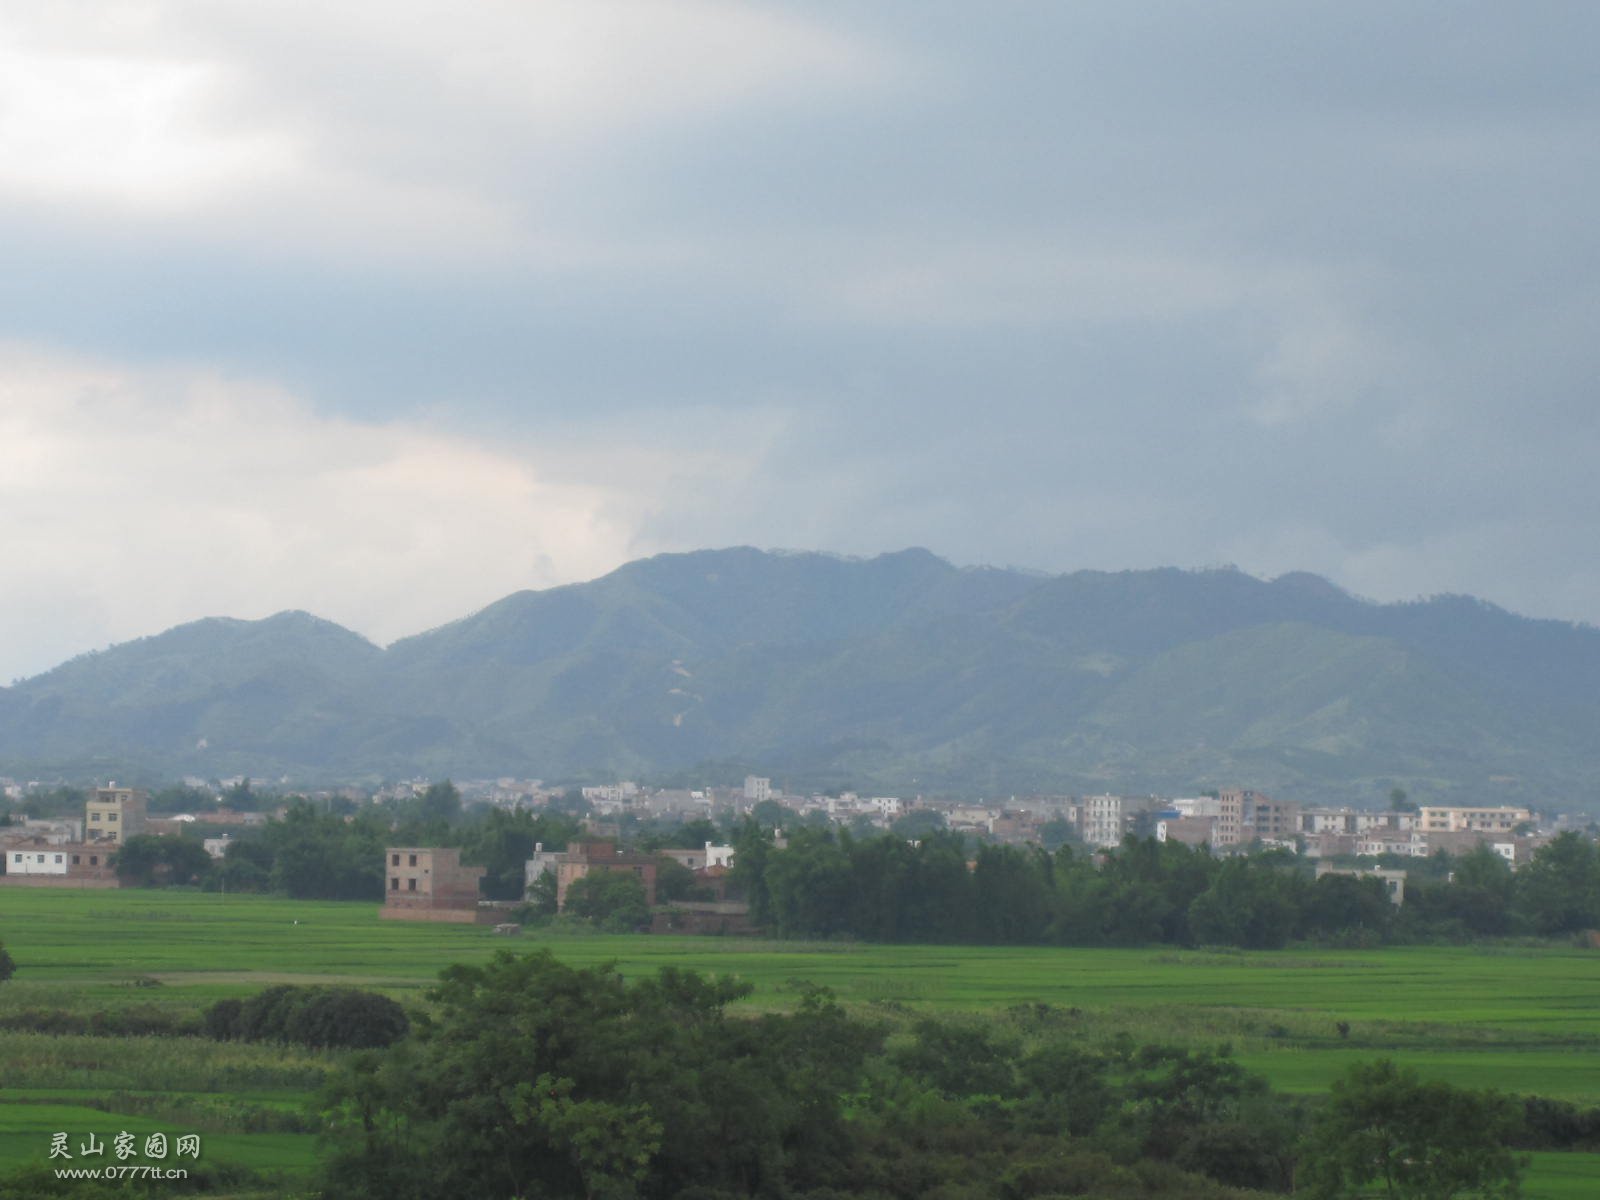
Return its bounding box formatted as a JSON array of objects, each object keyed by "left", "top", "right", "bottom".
[{"left": 0, "top": 346, "right": 644, "bottom": 682}]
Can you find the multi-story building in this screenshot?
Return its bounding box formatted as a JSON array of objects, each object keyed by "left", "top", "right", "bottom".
[
  {"left": 743, "top": 776, "right": 772, "bottom": 804},
  {"left": 1248, "top": 796, "right": 1301, "bottom": 841},
  {"left": 1080, "top": 794, "right": 1128, "bottom": 847},
  {"left": 382, "top": 847, "right": 486, "bottom": 923},
  {"left": 85, "top": 785, "right": 148, "bottom": 845},
  {"left": 1418, "top": 806, "right": 1533, "bottom": 835}
]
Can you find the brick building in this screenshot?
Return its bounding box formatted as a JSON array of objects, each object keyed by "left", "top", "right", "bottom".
[{"left": 381, "top": 847, "right": 487, "bottom": 923}]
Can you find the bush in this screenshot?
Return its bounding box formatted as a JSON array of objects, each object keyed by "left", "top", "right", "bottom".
[
  {"left": 206, "top": 985, "right": 409, "bottom": 1049},
  {"left": 0, "top": 941, "right": 13, "bottom": 983}
]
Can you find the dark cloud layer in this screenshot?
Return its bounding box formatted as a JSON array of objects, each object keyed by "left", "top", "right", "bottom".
[{"left": 1, "top": 1, "right": 1597, "bottom": 679}]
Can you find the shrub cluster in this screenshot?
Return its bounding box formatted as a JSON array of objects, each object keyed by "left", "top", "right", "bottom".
[
  {"left": 0, "top": 1006, "right": 198, "bottom": 1038},
  {"left": 203, "top": 985, "right": 409, "bottom": 1050}
]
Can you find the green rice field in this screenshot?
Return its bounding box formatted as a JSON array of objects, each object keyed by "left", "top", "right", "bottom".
[{"left": 3, "top": 887, "right": 1599, "bottom": 1194}]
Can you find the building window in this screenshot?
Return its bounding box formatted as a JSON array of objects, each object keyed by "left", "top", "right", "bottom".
[
  {"left": 89, "top": 856, "right": 99, "bottom": 866},
  {"left": 72, "top": 855, "right": 80, "bottom": 865},
  {"left": 409, "top": 854, "right": 417, "bottom": 867},
  {"left": 54, "top": 855, "right": 62, "bottom": 864},
  {"left": 391, "top": 853, "right": 400, "bottom": 866},
  {"left": 90, "top": 812, "right": 101, "bottom": 822},
  {"left": 407, "top": 878, "right": 417, "bottom": 892},
  {"left": 108, "top": 812, "right": 118, "bottom": 822},
  {"left": 390, "top": 877, "right": 399, "bottom": 891}
]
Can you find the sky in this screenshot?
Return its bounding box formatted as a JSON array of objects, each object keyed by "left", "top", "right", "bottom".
[{"left": 2, "top": 1, "right": 1597, "bottom": 683}]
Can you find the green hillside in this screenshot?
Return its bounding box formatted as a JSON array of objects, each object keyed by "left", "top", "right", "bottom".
[{"left": 1, "top": 548, "right": 1597, "bottom": 805}]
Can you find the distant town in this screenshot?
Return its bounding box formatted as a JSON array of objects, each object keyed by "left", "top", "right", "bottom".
[{"left": 2, "top": 775, "right": 1582, "bottom": 917}]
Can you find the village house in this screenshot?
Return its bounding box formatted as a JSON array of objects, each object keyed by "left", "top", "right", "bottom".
[
  {"left": 2, "top": 842, "right": 118, "bottom": 888},
  {"left": 381, "top": 847, "right": 488, "bottom": 923},
  {"left": 85, "top": 784, "right": 148, "bottom": 845}
]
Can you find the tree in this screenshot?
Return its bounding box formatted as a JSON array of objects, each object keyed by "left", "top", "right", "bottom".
[
  {"left": 112, "top": 834, "right": 215, "bottom": 887},
  {"left": 1302, "top": 1059, "right": 1524, "bottom": 1200},
  {"left": 1300, "top": 873, "right": 1394, "bottom": 940},
  {"left": 562, "top": 871, "right": 650, "bottom": 931},
  {"left": 460, "top": 806, "right": 578, "bottom": 901},
  {"left": 265, "top": 802, "right": 385, "bottom": 900},
  {"left": 316, "top": 951, "right": 875, "bottom": 1200},
  {"left": 416, "top": 781, "right": 462, "bottom": 827},
  {"left": 1187, "top": 859, "right": 1300, "bottom": 949},
  {"left": 0, "top": 940, "right": 14, "bottom": 984},
  {"left": 653, "top": 856, "right": 698, "bottom": 903},
  {"left": 1514, "top": 832, "right": 1600, "bottom": 935}
]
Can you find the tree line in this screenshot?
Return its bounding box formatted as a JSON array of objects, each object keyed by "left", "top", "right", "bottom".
[
  {"left": 732, "top": 825, "right": 1600, "bottom": 948},
  {"left": 69, "top": 783, "right": 1600, "bottom": 948}
]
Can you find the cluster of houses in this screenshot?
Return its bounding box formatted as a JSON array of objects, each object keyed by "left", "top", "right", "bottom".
[
  {"left": 524, "top": 777, "right": 1553, "bottom": 865},
  {"left": 0, "top": 785, "right": 145, "bottom": 887},
  {"left": 0, "top": 785, "right": 271, "bottom": 888},
  {"left": 381, "top": 838, "right": 748, "bottom": 932}
]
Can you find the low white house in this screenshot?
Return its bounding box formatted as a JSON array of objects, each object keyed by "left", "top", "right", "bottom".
[{"left": 8, "top": 848, "right": 68, "bottom": 876}]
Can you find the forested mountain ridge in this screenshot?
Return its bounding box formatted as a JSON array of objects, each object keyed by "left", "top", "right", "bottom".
[{"left": 1, "top": 547, "right": 1596, "bottom": 806}]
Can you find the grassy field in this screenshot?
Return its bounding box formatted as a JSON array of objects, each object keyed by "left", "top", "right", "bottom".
[{"left": 3, "top": 887, "right": 1599, "bottom": 1194}]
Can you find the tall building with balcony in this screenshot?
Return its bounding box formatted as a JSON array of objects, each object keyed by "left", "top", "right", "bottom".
[{"left": 85, "top": 785, "right": 148, "bottom": 845}]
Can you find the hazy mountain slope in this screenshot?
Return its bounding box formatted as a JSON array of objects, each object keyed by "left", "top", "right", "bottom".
[
  {"left": 0, "top": 548, "right": 1596, "bottom": 804},
  {"left": 0, "top": 612, "right": 382, "bottom": 775}
]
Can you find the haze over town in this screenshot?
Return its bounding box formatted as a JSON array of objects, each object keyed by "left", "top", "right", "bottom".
[{"left": 3, "top": 2, "right": 1597, "bottom": 687}]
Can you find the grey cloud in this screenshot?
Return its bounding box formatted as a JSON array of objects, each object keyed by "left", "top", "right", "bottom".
[{"left": 1, "top": 0, "right": 1598, "bottom": 661}]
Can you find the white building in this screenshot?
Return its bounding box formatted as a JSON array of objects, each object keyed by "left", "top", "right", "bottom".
[
  {"left": 1081, "top": 794, "right": 1128, "bottom": 847},
  {"left": 8, "top": 848, "right": 69, "bottom": 875}
]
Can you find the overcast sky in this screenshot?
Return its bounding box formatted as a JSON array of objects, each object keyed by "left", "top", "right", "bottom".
[{"left": 2, "top": 1, "right": 1597, "bottom": 682}]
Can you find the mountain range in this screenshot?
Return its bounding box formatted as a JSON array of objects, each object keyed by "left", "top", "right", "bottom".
[{"left": 2, "top": 547, "right": 1597, "bottom": 807}]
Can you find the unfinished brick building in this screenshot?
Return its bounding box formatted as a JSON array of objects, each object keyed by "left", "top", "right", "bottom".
[{"left": 381, "top": 847, "right": 487, "bottom": 923}]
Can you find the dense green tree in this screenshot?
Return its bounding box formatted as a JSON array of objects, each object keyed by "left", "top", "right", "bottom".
[
  {"left": 1100, "top": 837, "right": 1217, "bottom": 944},
  {"left": 1188, "top": 859, "right": 1301, "bottom": 949},
  {"left": 1514, "top": 832, "right": 1600, "bottom": 935},
  {"left": 1300, "top": 872, "right": 1395, "bottom": 940},
  {"left": 460, "top": 806, "right": 578, "bottom": 901},
  {"left": 972, "top": 844, "right": 1054, "bottom": 944},
  {"left": 317, "top": 951, "right": 876, "bottom": 1200},
  {"left": 563, "top": 871, "right": 650, "bottom": 931},
  {"left": 1302, "top": 1059, "right": 1524, "bottom": 1200},
  {"left": 763, "top": 827, "right": 853, "bottom": 937},
  {"left": 728, "top": 819, "right": 775, "bottom": 925},
  {"left": 416, "top": 780, "right": 463, "bottom": 827},
  {"left": 213, "top": 836, "right": 273, "bottom": 892},
  {"left": 903, "top": 830, "right": 976, "bottom": 942},
  {"left": 265, "top": 802, "right": 385, "bottom": 900},
  {"left": 111, "top": 835, "right": 167, "bottom": 886},
  {"left": 210, "top": 985, "right": 408, "bottom": 1049},
  {"left": 1406, "top": 845, "right": 1518, "bottom": 938},
  {"left": 652, "top": 856, "right": 697, "bottom": 903},
  {"left": 110, "top": 834, "right": 213, "bottom": 887},
  {"left": 0, "top": 940, "right": 14, "bottom": 983},
  {"left": 1015, "top": 1037, "right": 1114, "bottom": 1137},
  {"left": 222, "top": 778, "right": 265, "bottom": 811}
]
